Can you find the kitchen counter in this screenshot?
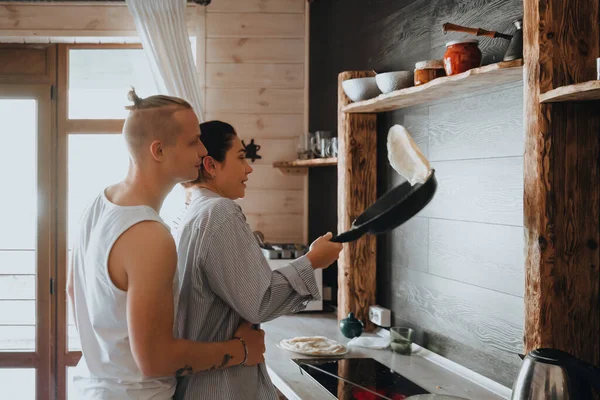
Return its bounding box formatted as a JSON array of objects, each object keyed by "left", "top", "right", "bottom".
[{"left": 263, "top": 312, "right": 510, "bottom": 400}]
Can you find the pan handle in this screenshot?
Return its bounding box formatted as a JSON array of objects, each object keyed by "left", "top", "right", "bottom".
[{"left": 331, "top": 235, "right": 343, "bottom": 243}]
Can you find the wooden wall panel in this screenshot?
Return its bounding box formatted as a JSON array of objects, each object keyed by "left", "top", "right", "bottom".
[
  {"left": 206, "top": 63, "right": 304, "bottom": 88},
  {"left": 205, "top": 113, "right": 303, "bottom": 139},
  {"left": 428, "top": 219, "right": 525, "bottom": 296},
  {"left": 207, "top": 0, "right": 305, "bottom": 14},
  {"left": 387, "top": 217, "right": 429, "bottom": 272},
  {"left": 237, "top": 138, "right": 296, "bottom": 165},
  {"left": 246, "top": 166, "right": 304, "bottom": 190},
  {"left": 237, "top": 189, "right": 304, "bottom": 215},
  {"left": 421, "top": 157, "right": 524, "bottom": 226},
  {"left": 389, "top": 266, "right": 523, "bottom": 386},
  {"left": 0, "top": 4, "right": 196, "bottom": 36},
  {"left": 245, "top": 213, "right": 304, "bottom": 242},
  {"left": 205, "top": 88, "right": 304, "bottom": 114},
  {"left": 207, "top": 38, "right": 304, "bottom": 63},
  {"left": 429, "top": 0, "right": 522, "bottom": 63},
  {"left": 428, "top": 85, "right": 524, "bottom": 161},
  {"left": 205, "top": 0, "right": 307, "bottom": 242},
  {"left": 207, "top": 13, "right": 304, "bottom": 38}
]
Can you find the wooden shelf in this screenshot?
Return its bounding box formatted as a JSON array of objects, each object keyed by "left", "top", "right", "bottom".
[
  {"left": 273, "top": 157, "right": 337, "bottom": 168},
  {"left": 342, "top": 59, "right": 524, "bottom": 113},
  {"left": 273, "top": 157, "right": 337, "bottom": 175},
  {"left": 540, "top": 80, "right": 600, "bottom": 103}
]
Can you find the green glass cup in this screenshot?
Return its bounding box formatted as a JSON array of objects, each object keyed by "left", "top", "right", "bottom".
[{"left": 390, "top": 327, "right": 414, "bottom": 355}]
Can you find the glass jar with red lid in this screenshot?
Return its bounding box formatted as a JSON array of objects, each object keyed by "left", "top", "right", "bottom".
[{"left": 443, "top": 39, "right": 482, "bottom": 76}]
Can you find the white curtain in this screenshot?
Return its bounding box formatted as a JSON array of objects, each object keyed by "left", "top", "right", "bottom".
[{"left": 126, "top": 0, "right": 204, "bottom": 121}]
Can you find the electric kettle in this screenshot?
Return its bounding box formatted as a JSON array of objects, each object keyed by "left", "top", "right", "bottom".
[{"left": 511, "top": 348, "right": 600, "bottom": 400}]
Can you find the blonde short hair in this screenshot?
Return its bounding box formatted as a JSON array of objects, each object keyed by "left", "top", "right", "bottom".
[
  {"left": 123, "top": 88, "right": 194, "bottom": 156},
  {"left": 125, "top": 88, "right": 192, "bottom": 111}
]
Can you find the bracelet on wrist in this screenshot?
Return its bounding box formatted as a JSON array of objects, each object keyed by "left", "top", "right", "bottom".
[{"left": 233, "top": 336, "right": 248, "bottom": 366}]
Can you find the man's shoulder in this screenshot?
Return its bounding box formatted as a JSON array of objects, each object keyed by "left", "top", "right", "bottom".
[{"left": 119, "top": 220, "right": 174, "bottom": 248}]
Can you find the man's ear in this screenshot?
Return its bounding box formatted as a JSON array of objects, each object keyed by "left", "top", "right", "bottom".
[{"left": 149, "top": 140, "right": 163, "bottom": 161}]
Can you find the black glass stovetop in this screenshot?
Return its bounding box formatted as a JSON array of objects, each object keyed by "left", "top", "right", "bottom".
[{"left": 293, "top": 358, "right": 429, "bottom": 400}]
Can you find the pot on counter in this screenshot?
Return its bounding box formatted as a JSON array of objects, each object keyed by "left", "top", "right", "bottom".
[
  {"left": 339, "top": 312, "right": 364, "bottom": 338},
  {"left": 443, "top": 39, "right": 482, "bottom": 76}
]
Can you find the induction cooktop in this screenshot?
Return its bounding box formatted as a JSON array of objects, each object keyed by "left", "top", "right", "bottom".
[{"left": 293, "top": 357, "right": 429, "bottom": 400}]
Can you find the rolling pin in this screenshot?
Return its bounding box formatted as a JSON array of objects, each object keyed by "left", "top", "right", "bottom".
[{"left": 442, "top": 22, "right": 513, "bottom": 40}]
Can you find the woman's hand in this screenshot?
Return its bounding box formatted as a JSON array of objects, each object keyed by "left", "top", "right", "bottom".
[
  {"left": 233, "top": 321, "right": 266, "bottom": 366},
  {"left": 306, "top": 232, "right": 343, "bottom": 269}
]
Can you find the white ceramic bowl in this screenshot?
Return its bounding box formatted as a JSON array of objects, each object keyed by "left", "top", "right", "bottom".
[
  {"left": 375, "top": 71, "right": 414, "bottom": 93},
  {"left": 342, "top": 77, "right": 381, "bottom": 102}
]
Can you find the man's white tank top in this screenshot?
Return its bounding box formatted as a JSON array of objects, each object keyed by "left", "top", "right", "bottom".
[{"left": 71, "top": 190, "right": 177, "bottom": 399}]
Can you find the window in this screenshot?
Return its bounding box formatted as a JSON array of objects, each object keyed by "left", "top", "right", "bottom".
[
  {"left": 69, "top": 49, "right": 158, "bottom": 119},
  {"left": 0, "top": 83, "right": 53, "bottom": 400},
  {"left": 0, "top": 99, "right": 37, "bottom": 353},
  {"left": 1, "top": 36, "right": 198, "bottom": 400}
]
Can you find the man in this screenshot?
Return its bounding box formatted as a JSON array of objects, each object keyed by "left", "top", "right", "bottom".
[{"left": 67, "top": 90, "right": 265, "bottom": 400}]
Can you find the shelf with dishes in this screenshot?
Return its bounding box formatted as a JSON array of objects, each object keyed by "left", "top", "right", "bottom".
[
  {"left": 540, "top": 80, "right": 600, "bottom": 103},
  {"left": 273, "top": 157, "right": 338, "bottom": 175},
  {"left": 342, "top": 58, "right": 524, "bottom": 114},
  {"left": 342, "top": 22, "right": 524, "bottom": 114}
]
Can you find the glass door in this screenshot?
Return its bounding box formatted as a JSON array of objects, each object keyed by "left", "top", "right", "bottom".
[{"left": 0, "top": 84, "right": 53, "bottom": 399}]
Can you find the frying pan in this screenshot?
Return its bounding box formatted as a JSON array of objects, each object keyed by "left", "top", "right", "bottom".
[{"left": 331, "top": 170, "right": 437, "bottom": 243}]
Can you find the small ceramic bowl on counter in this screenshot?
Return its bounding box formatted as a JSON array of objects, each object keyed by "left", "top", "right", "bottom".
[
  {"left": 414, "top": 59, "right": 446, "bottom": 86},
  {"left": 443, "top": 39, "right": 482, "bottom": 76}
]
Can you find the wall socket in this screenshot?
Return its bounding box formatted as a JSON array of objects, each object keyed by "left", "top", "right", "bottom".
[{"left": 369, "top": 305, "right": 391, "bottom": 327}]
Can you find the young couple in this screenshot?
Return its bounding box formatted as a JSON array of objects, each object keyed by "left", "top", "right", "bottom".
[{"left": 68, "top": 90, "right": 343, "bottom": 399}]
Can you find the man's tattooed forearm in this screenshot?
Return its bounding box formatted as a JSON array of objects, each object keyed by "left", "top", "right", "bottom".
[{"left": 175, "top": 354, "right": 233, "bottom": 377}]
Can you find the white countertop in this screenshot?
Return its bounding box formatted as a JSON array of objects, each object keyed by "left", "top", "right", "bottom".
[{"left": 263, "top": 312, "right": 510, "bottom": 400}]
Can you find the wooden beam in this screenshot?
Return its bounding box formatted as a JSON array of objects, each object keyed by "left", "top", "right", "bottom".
[
  {"left": 0, "top": 352, "right": 38, "bottom": 367},
  {"left": 0, "top": 3, "right": 197, "bottom": 38},
  {"left": 337, "top": 71, "right": 377, "bottom": 332},
  {"left": 523, "top": 0, "right": 600, "bottom": 367},
  {"left": 66, "top": 119, "right": 124, "bottom": 134},
  {"left": 0, "top": 44, "right": 55, "bottom": 84}
]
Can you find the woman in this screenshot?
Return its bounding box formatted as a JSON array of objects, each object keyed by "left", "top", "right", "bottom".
[{"left": 173, "top": 121, "right": 342, "bottom": 400}]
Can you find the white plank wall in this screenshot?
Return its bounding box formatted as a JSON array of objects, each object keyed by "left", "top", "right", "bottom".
[{"left": 205, "top": 0, "right": 307, "bottom": 243}]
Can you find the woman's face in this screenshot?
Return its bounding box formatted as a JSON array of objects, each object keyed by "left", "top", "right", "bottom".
[{"left": 213, "top": 136, "right": 253, "bottom": 200}]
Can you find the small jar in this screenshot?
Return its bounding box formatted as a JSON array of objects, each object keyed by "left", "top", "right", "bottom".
[
  {"left": 414, "top": 60, "right": 446, "bottom": 86},
  {"left": 443, "top": 40, "right": 482, "bottom": 76}
]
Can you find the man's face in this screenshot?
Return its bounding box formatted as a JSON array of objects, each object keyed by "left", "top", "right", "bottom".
[{"left": 163, "top": 109, "right": 207, "bottom": 183}]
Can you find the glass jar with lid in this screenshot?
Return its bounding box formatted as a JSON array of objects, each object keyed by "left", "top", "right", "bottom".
[{"left": 443, "top": 39, "right": 482, "bottom": 76}]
